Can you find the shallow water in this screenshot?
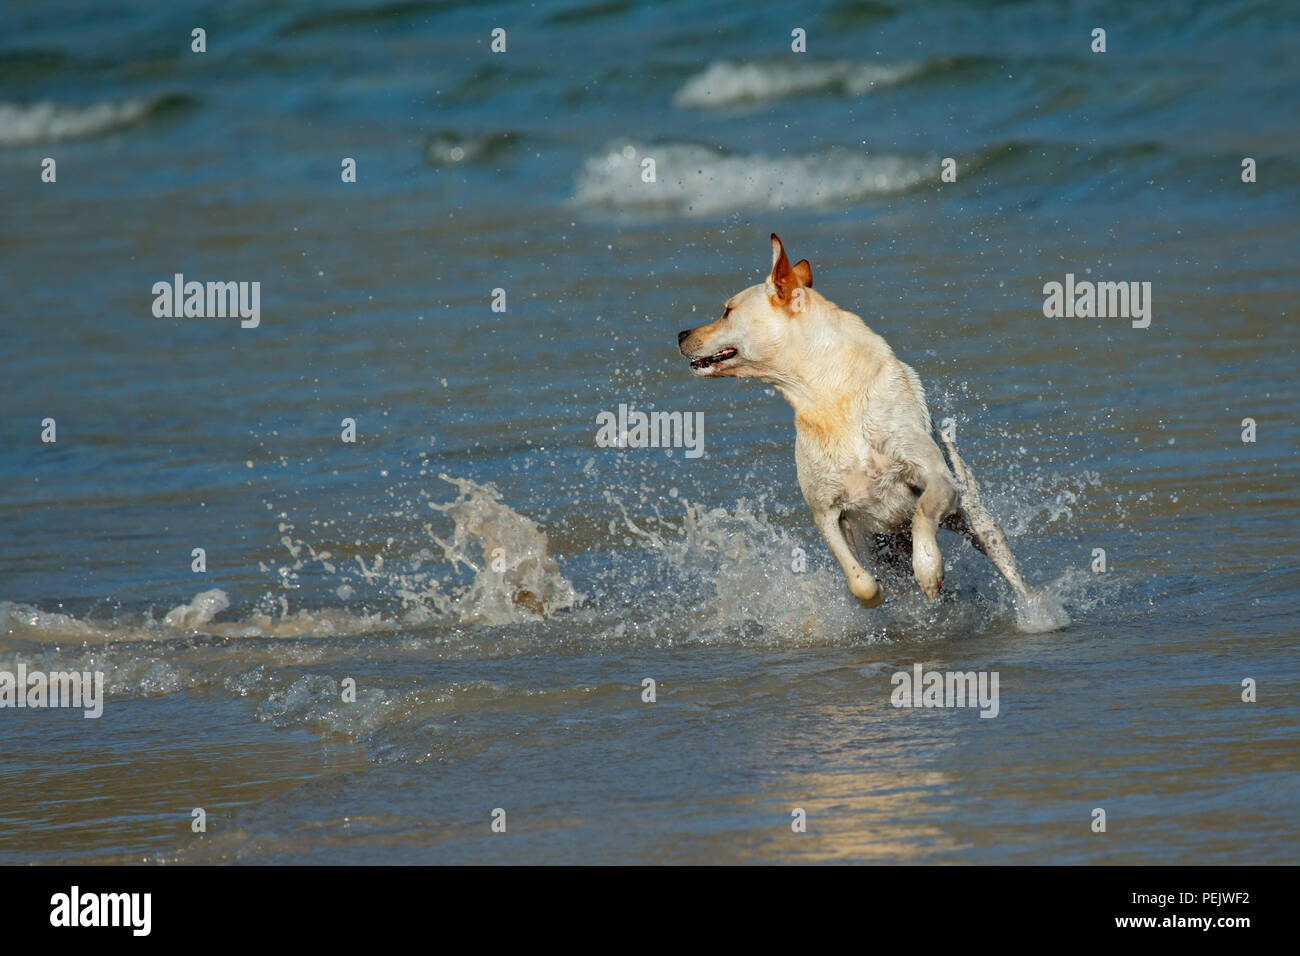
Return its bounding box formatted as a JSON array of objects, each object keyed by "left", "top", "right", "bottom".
[{"left": 1, "top": 0, "right": 1297, "bottom": 864}]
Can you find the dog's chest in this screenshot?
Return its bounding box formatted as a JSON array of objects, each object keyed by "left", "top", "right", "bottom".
[
  {"left": 838, "top": 439, "right": 893, "bottom": 499},
  {"left": 796, "top": 429, "right": 915, "bottom": 530}
]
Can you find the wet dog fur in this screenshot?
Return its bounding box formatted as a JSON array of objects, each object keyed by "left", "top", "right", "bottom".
[{"left": 678, "top": 234, "right": 1035, "bottom": 609}]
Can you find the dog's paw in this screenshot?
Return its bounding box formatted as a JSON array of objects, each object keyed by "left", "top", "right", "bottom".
[
  {"left": 850, "top": 574, "right": 884, "bottom": 609},
  {"left": 857, "top": 590, "right": 885, "bottom": 609},
  {"left": 913, "top": 540, "right": 943, "bottom": 601}
]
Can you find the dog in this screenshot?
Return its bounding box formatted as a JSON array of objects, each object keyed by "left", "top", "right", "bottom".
[{"left": 678, "top": 234, "right": 1037, "bottom": 610}]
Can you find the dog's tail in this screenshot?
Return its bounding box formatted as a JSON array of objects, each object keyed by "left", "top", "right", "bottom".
[{"left": 934, "top": 426, "right": 1033, "bottom": 599}]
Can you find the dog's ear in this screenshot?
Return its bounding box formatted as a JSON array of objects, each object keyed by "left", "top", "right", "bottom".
[
  {"left": 770, "top": 233, "right": 789, "bottom": 274},
  {"left": 769, "top": 233, "right": 813, "bottom": 306}
]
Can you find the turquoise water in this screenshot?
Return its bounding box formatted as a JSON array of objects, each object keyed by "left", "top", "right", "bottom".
[{"left": 0, "top": 0, "right": 1296, "bottom": 863}]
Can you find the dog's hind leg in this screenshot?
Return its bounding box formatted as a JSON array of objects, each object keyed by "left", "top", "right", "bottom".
[
  {"left": 814, "top": 508, "right": 884, "bottom": 608},
  {"left": 937, "top": 432, "right": 1032, "bottom": 599}
]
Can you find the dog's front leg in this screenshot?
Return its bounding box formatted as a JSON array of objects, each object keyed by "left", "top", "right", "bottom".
[
  {"left": 911, "top": 467, "right": 958, "bottom": 601},
  {"left": 814, "top": 508, "right": 883, "bottom": 608}
]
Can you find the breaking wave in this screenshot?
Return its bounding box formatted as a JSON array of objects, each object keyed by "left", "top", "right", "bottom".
[
  {"left": 0, "top": 96, "right": 184, "bottom": 147},
  {"left": 573, "top": 140, "right": 937, "bottom": 216},
  {"left": 674, "top": 58, "right": 923, "bottom": 108}
]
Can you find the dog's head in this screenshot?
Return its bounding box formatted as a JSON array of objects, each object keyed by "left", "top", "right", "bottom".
[{"left": 678, "top": 233, "right": 814, "bottom": 381}]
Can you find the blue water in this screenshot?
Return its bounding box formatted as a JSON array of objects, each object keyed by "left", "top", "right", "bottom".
[{"left": 0, "top": 0, "right": 1296, "bottom": 863}]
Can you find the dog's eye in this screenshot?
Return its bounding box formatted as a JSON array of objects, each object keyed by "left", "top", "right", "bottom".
[{"left": 722, "top": 306, "right": 732, "bottom": 318}]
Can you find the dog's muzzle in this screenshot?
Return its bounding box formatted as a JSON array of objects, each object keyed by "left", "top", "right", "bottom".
[{"left": 688, "top": 347, "right": 738, "bottom": 369}]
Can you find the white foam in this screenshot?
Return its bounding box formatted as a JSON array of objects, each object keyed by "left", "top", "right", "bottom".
[
  {"left": 573, "top": 140, "right": 936, "bottom": 216},
  {"left": 675, "top": 59, "right": 922, "bottom": 109},
  {"left": 0, "top": 602, "right": 104, "bottom": 642},
  {"left": 0, "top": 99, "right": 157, "bottom": 147}
]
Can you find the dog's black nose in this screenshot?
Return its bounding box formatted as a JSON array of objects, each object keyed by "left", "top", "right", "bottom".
[{"left": 677, "top": 329, "right": 691, "bottom": 345}]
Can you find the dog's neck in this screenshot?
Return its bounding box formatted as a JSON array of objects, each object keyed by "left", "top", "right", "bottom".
[
  {"left": 773, "top": 373, "right": 853, "bottom": 416},
  {"left": 769, "top": 299, "right": 883, "bottom": 422}
]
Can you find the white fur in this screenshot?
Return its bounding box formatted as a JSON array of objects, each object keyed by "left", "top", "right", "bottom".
[{"left": 680, "top": 235, "right": 1035, "bottom": 608}]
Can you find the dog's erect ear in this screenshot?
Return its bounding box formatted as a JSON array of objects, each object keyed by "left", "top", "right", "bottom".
[
  {"left": 770, "top": 233, "right": 789, "bottom": 274},
  {"left": 769, "top": 233, "right": 813, "bottom": 306}
]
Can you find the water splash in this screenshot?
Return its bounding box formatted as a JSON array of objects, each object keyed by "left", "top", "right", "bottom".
[
  {"left": 0, "top": 474, "right": 579, "bottom": 646},
  {"left": 162, "top": 589, "right": 230, "bottom": 628},
  {"left": 1012, "top": 587, "right": 1073, "bottom": 633},
  {"left": 261, "top": 474, "right": 580, "bottom": 627},
  {"left": 604, "top": 494, "right": 867, "bottom": 643},
  {"left": 1, "top": 462, "right": 1097, "bottom": 655},
  {"left": 425, "top": 475, "right": 580, "bottom": 624}
]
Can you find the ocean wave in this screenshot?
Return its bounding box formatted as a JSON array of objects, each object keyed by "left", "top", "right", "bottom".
[
  {"left": 572, "top": 140, "right": 937, "bottom": 216},
  {"left": 674, "top": 58, "right": 923, "bottom": 109},
  {"left": 0, "top": 593, "right": 397, "bottom": 646},
  {"left": 0, "top": 96, "right": 180, "bottom": 147},
  {"left": 424, "top": 130, "right": 520, "bottom": 166}
]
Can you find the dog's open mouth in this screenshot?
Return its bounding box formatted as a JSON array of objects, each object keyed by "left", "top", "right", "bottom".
[{"left": 690, "top": 347, "right": 738, "bottom": 369}]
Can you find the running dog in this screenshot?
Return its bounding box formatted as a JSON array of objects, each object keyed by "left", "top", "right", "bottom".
[{"left": 678, "top": 234, "right": 1037, "bottom": 610}]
